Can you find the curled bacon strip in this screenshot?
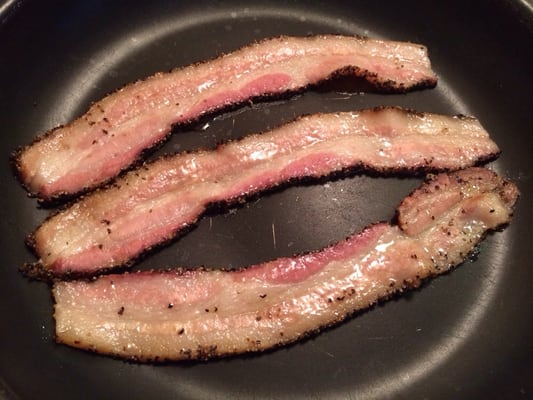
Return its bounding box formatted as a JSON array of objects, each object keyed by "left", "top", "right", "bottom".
[{"left": 52, "top": 168, "right": 519, "bottom": 361}]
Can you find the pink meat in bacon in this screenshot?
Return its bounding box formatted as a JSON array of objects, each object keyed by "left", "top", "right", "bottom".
[
  {"left": 23, "top": 107, "right": 500, "bottom": 279},
  {"left": 14, "top": 35, "right": 437, "bottom": 201},
  {"left": 52, "top": 167, "right": 519, "bottom": 361}
]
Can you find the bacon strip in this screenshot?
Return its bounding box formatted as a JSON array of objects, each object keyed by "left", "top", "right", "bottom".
[
  {"left": 52, "top": 168, "right": 519, "bottom": 361},
  {"left": 14, "top": 35, "right": 437, "bottom": 201},
  {"left": 23, "top": 107, "right": 500, "bottom": 279}
]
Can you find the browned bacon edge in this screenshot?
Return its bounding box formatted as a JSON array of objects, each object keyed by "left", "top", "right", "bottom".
[
  {"left": 51, "top": 168, "right": 519, "bottom": 362},
  {"left": 21, "top": 107, "right": 500, "bottom": 280},
  {"left": 13, "top": 35, "right": 437, "bottom": 203}
]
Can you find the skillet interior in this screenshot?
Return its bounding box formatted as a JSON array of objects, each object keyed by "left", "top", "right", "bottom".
[{"left": 0, "top": 1, "right": 531, "bottom": 399}]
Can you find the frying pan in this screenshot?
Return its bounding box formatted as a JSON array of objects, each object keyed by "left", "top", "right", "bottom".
[{"left": 1, "top": 1, "right": 531, "bottom": 398}]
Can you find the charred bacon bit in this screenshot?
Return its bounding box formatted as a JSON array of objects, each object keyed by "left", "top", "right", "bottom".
[
  {"left": 23, "top": 107, "right": 499, "bottom": 279},
  {"left": 14, "top": 35, "right": 437, "bottom": 201},
  {"left": 52, "top": 168, "right": 519, "bottom": 362}
]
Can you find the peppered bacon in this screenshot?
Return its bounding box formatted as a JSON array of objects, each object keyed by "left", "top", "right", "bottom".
[
  {"left": 23, "top": 107, "right": 500, "bottom": 279},
  {"left": 14, "top": 35, "right": 437, "bottom": 201},
  {"left": 52, "top": 168, "right": 518, "bottom": 362}
]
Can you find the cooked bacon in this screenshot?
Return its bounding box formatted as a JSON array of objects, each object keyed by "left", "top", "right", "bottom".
[
  {"left": 14, "top": 35, "right": 437, "bottom": 201},
  {"left": 23, "top": 107, "right": 500, "bottom": 279},
  {"left": 52, "top": 168, "right": 519, "bottom": 362}
]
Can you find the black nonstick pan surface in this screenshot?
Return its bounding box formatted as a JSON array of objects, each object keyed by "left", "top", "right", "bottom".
[{"left": 1, "top": 1, "right": 531, "bottom": 399}]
